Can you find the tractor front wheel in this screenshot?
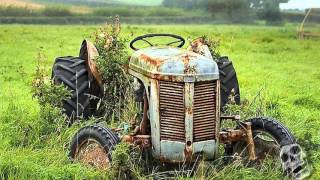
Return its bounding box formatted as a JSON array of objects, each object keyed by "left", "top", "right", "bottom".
[
  {"left": 231, "top": 117, "right": 295, "bottom": 160},
  {"left": 69, "top": 124, "right": 120, "bottom": 170},
  {"left": 225, "top": 117, "right": 305, "bottom": 177}
]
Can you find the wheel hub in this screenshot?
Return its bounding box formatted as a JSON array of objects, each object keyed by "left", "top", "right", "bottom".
[{"left": 75, "top": 139, "right": 110, "bottom": 170}]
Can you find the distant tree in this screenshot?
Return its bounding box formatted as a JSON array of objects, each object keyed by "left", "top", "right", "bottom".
[
  {"left": 163, "top": 0, "right": 289, "bottom": 23},
  {"left": 250, "top": 0, "right": 289, "bottom": 23},
  {"left": 208, "top": 0, "right": 252, "bottom": 22}
]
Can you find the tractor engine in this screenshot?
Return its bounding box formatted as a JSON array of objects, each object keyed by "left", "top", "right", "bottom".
[{"left": 129, "top": 47, "right": 220, "bottom": 162}]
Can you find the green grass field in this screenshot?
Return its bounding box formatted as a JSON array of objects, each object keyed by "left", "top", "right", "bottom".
[{"left": 0, "top": 24, "right": 319, "bottom": 179}]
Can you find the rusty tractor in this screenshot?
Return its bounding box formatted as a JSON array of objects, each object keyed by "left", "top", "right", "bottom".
[{"left": 52, "top": 34, "right": 299, "bottom": 175}]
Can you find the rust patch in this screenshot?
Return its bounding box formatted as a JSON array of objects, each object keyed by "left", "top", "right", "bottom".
[
  {"left": 140, "top": 54, "right": 164, "bottom": 67},
  {"left": 245, "top": 122, "right": 257, "bottom": 161},
  {"left": 185, "top": 106, "right": 193, "bottom": 115},
  {"left": 153, "top": 74, "right": 178, "bottom": 82},
  {"left": 140, "top": 93, "right": 149, "bottom": 135},
  {"left": 219, "top": 129, "right": 246, "bottom": 144},
  {"left": 219, "top": 122, "right": 258, "bottom": 161},
  {"left": 183, "top": 54, "right": 197, "bottom": 74},
  {"left": 184, "top": 143, "right": 193, "bottom": 162},
  {"left": 122, "top": 135, "right": 151, "bottom": 149},
  {"left": 80, "top": 40, "right": 103, "bottom": 86},
  {"left": 183, "top": 54, "right": 190, "bottom": 65},
  {"left": 187, "top": 37, "right": 214, "bottom": 60},
  {"left": 188, "top": 37, "right": 206, "bottom": 50}
]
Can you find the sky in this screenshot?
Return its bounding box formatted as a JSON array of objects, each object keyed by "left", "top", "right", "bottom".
[{"left": 280, "top": 0, "right": 320, "bottom": 10}]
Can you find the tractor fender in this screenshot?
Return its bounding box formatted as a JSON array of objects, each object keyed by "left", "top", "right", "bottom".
[
  {"left": 79, "top": 39, "right": 103, "bottom": 87},
  {"left": 187, "top": 37, "right": 214, "bottom": 60}
]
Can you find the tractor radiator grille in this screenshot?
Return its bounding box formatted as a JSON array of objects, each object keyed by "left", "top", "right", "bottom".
[
  {"left": 193, "top": 81, "right": 217, "bottom": 142},
  {"left": 159, "top": 81, "right": 185, "bottom": 142}
]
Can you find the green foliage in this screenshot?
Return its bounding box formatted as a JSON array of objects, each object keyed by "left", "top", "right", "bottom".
[
  {"left": 27, "top": 48, "right": 70, "bottom": 145},
  {"left": 204, "top": 36, "right": 221, "bottom": 59},
  {"left": 0, "top": 5, "right": 73, "bottom": 17},
  {"left": 111, "top": 143, "right": 147, "bottom": 179},
  {"left": 207, "top": 0, "right": 253, "bottom": 22},
  {"left": 111, "top": 143, "right": 132, "bottom": 178},
  {"left": 32, "top": 0, "right": 162, "bottom": 7},
  {"left": 193, "top": 159, "right": 284, "bottom": 179},
  {"left": 92, "top": 17, "right": 134, "bottom": 121},
  {"left": 0, "top": 6, "right": 40, "bottom": 17},
  {"left": 250, "top": 0, "right": 289, "bottom": 24},
  {"left": 32, "top": 48, "right": 70, "bottom": 108},
  {"left": 206, "top": 0, "right": 288, "bottom": 23}
]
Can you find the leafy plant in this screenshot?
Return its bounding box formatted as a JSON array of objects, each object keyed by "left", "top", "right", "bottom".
[
  {"left": 92, "top": 17, "right": 135, "bottom": 122},
  {"left": 31, "top": 48, "right": 70, "bottom": 139},
  {"left": 203, "top": 36, "right": 221, "bottom": 59}
]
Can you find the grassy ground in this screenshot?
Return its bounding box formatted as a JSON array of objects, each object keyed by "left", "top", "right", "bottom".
[{"left": 0, "top": 24, "right": 319, "bottom": 179}]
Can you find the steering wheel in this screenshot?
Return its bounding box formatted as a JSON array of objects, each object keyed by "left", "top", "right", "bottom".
[{"left": 130, "top": 34, "right": 185, "bottom": 51}]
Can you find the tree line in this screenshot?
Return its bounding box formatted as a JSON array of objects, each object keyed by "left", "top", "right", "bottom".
[{"left": 163, "top": 0, "right": 289, "bottom": 23}]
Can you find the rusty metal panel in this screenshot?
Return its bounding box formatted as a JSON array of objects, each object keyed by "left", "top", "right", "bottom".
[
  {"left": 128, "top": 69, "right": 151, "bottom": 102},
  {"left": 193, "top": 140, "right": 216, "bottom": 160},
  {"left": 150, "top": 79, "right": 161, "bottom": 156},
  {"left": 129, "top": 47, "right": 219, "bottom": 82},
  {"left": 159, "top": 81, "right": 185, "bottom": 142},
  {"left": 184, "top": 82, "right": 194, "bottom": 160},
  {"left": 80, "top": 40, "right": 102, "bottom": 86},
  {"left": 160, "top": 140, "right": 185, "bottom": 162},
  {"left": 193, "top": 81, "right": 217, "bottom": 142},
  {"left": 215, "top": 80, "right": 221, "bottom": 145}
]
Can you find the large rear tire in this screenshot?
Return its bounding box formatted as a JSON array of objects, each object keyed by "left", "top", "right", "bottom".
[
  {"left": 52, "top": 56, "right": 99, "bottom": 122},
  {"left": 218, "top": 56, "right": 240, "bottom": 109}
]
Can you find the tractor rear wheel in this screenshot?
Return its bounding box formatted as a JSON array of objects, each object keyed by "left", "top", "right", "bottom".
[
  {"left": 218, "top": 56, "right": 240, "bottom": 109},
  {"left": 52, "top": 56, "right": 99, "bottom": 122},
  {"left": 69, "top": 124, "right": 120, "bottom": 170}
]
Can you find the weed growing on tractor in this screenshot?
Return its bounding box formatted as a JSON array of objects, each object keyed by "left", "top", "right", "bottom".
[
  {"left": 203, "top": 36, "right": 221, "bottom": 59},
  {"left": 32, "top": 49, "right": 70, "bottom": 107},
  {"left": 110, "top": 143, "right": 147, "bottom": 179},
  {"left": 32, "top": 49, "right": 70, "bottom": 136},
  {"left": 93, "top": 18, "right": 135, "bottom": 121}
]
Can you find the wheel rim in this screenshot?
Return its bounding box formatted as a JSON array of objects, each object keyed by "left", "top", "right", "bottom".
[
  {"left": 75, "top": 138, "right": 110, "bottom": 170},
  {"left": 252, "top": 130, "right": 280, "bottom": 160},
  {"left": 234, "top": 130, "right": 281, "bottom": 161}
]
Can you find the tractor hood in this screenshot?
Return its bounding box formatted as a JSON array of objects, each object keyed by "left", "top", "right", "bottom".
[{"left": 129, "top": 47, "right": 219, "bottom": 82}]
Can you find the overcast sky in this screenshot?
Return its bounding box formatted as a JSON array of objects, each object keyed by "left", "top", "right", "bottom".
[{"left": 280, "top": 0, "right": 320, "bottom": 10}]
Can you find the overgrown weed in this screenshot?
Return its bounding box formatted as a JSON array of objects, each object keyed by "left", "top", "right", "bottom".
[{"left": 92, "top": 17, "right": 135, "bottom": 122}]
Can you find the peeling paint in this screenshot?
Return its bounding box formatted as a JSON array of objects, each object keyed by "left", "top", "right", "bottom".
[{"left": 129, "top": 47, "right": 219, "bottom": 82}]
